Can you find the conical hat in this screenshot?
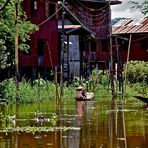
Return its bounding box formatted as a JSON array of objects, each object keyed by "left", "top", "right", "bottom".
[{"left": 76, "top": 86, "right": 84, "bottom": 90}]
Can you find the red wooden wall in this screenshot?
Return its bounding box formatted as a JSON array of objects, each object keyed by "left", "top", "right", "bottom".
[
  {"left": 96, "top": 33, "right": 148, "bottom": 66},
  {"left": 20, "top": 0, "right": 58, "bottom": 68}
]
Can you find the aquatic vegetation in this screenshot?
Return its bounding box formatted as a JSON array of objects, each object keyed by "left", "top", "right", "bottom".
[
  {"left": 0, "top": 126, "right": 81, "bottom": 134},
  {"left": 0, "top": 74, "right": 147, "bottom": 104}
]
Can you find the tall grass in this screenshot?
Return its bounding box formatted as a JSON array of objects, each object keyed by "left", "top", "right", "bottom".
[{"left": 0, "top": 76, "right": 147, "bottom": 104}]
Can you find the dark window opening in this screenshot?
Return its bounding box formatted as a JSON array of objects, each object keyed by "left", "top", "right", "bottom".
[
  {"left": 122, "top": 40, "right": 128, "bottom": 51},
  {"left": 30, "top": 0, "right": 37, "bottom": 17},
  {"left": 49, "top": 3, "right": 55, "bottom": 18},
  {"left": 102, "top": 39, "right": 108, "bottom": 52},
  {"left": 141, "top": 39, "right": 148, "bottom": 50},
  {"left": 112, "top": 37, "right": 116, "bottom": 46},
  {"left": 90, "top": 40, "right": 97, "bottom": 61},
  {"left": 91, "top": 40, "right": 96, "bottom": 52},
  {"left": 37, "top": 39, "right": 45, "bottom": 56}
]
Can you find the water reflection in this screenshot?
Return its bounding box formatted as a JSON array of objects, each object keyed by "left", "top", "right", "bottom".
[
  {"left": 76, "top": 101, "right": 84, "bottom": 126},
  {"left": 0, "top": 100, "right": 148, "bottom": 148}
]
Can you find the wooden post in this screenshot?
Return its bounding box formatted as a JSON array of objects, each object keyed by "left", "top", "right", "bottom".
[
  {"left": 67, "top": 35, "right": 70, "bottom": 82},
  {"left": 115, "top": 37, "right": 120, "bottom": 93},
  {"left": 109, "top": 1, "right": 115, "bottom": 98},
  {"left": 110, "top": 35, "right": 115, "bottom": 98},
  {"left": 55, "top": 67, "right": 59, "bottom": 105},
  {"left": 15, "top": 0, "right": 19, "bottom": 100},
  {"left": 60, "top": 65, "right": 63, "bottom": 99},
  {"left": 124, "top": 34, "right": 132, "bottom": 93},
  {"left": 38, "top": 71, "right": 40, "bottom": 99},
  {"left": 60, "top": 0, "right": 65, "bottom": 97}
]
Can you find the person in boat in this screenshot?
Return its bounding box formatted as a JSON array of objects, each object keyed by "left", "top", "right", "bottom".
[{"left": 75, "top": 86, "right": 86, "bottom": 100}]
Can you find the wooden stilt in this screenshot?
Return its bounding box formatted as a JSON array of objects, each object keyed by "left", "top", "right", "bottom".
[
  {"left": 15, "top": 0, "right": 19, "bottom": 101},
  {"left": 109, "top": 1, "right": 115, "bottom": 99},
  {"left": 124, "top": 34, "right": 132, "bottom": 94},
  {"left": 55, "top": 67, "right": 59, "bottom": 105}
]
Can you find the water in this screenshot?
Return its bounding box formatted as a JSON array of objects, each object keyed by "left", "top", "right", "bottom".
[{"left": 0, "top": 99, "right": 148, "bottom": 148}]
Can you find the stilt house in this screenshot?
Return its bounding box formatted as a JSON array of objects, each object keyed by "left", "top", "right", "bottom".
[
  {"left": 58, "top": 0, "right": 121, "bottom": 80},
  {"left": 20, "top": 0, "right": 59, "bottom": 79},
  {"left": 19, "top": 0, "right": 122, "bottom": 80},
  {"left": 112, "top": 18, "right": 148, "bottom": 63}
]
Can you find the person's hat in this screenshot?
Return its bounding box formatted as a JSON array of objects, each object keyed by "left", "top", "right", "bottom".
[{"left": 76, "top": 86, "right": 84, "bottom": 90}]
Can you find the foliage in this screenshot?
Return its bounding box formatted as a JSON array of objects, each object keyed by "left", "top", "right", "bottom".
[
  {"left": 0, "top": 69, "right": 148, "bottom": 104},
  {"left": 123, "top": 83, "right": 148, "bottom": 100},
  {"left": 0, "top": 78, "right": 76, "bottom": 103},
  {"left": 89, "top": 69, "right": 109, "bottom": 87},
  {"left": 129, "top": 0, "right": 148, "bottom": 16},
  {"left": 123, "top": 61, "right": 148, "bottom": 84},
  {"left": 0, "top": 0, "right": 37, "bottom": 69}
]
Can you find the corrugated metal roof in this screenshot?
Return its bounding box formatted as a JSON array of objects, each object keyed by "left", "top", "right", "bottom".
[
  {"left": 80, "top": 0, "right": 122, "bottom": 4},
  {"left": 112, "top": 18, "right": 148, "bottom": 34}
]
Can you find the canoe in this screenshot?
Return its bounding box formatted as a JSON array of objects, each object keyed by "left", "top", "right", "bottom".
[
  {"left": 85, "top": 92, "right": 94, "bottom": 100},
  {"left": 133, "top": 96, "right": 148, "bottom": 104},
  {"left": 75, "top": 92, "right": 94, "bottom": 101}
]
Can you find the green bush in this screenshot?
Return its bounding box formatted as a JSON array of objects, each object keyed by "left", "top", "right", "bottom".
[{"left": 123, "top": 61, "right": 148, "bottom": 84}]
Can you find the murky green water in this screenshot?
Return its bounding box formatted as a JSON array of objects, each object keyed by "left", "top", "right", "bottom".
[{"left": 0, "top": 99, "right": 148, "bottom": 148}]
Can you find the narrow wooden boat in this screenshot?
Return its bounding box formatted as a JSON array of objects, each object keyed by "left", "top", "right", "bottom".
[
  {"left": 133, "top": 96, "right": 148, "bottom": 104},
  {"left": 0, "top": 99, "right": 9, "bottom": 105},
  {"left": 85, "top": 92, "right": 94, "bottom": 100},
  {"left": 75, "top": 92, "right": 94, "bottom": 101}
]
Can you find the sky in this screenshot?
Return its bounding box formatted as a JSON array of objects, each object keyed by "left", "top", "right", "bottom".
[{"left": 111, "top": 0, "right": 145, "bottom": 19}]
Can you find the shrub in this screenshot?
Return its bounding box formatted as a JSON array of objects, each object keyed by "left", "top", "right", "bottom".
[{"left": 123, "top": 61, "right": 148, "bottom": 84}]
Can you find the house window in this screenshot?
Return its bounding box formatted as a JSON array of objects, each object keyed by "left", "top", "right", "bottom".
[
  {"left": 121, "top": 40, "right": 128, "bottom": 51},
  {"left": 37, "top": 39, "right": 45, "bottom": 56},
  {"left": 49, "top": 3, "right": 56, "bottom": 18},
  {"left": 102, "top": 39, "right": 108, "bottom": 52},
  {"left": 91, "top": 40, "right": 96, "bottom": 52},
  {"left": 141, "top": 39, "right": 148, "bottom": 50},
  {"left": 30, "top": 0, "right": 37, "bottom": 17}
]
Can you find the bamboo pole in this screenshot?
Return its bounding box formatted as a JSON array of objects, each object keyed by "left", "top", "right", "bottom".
[
  {"left": 38, "top": 71, "right": 40, "bottom": 100},
  {"left": 55, "top": 67, "right": 59, "bottom": 105},
  {"left": 67, "top": 36, "right": 70, "bottom": 82},
  {"left": 109, "top": 0, "right": 115, "bottom": 99},
  {"left": 60, "top": 65, "right": 63, "bottom": 99},
  {"left": 124, "top": 34, "right": 132, "bottom": 94},
  {"left": 60, "top": 0, "right": 65, "bottom": 97},
  {"left": 15, "top": 0, "right": 19, "bottom": 100}
]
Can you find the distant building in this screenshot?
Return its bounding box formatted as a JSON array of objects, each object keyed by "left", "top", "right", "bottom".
[{"left": 112, "top": 18, "right": 148, "bottom": 62}]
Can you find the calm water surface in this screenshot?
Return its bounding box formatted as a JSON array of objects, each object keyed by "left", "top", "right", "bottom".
[{"left": 0, "top": 99, "right": 148, "bottom": 148}]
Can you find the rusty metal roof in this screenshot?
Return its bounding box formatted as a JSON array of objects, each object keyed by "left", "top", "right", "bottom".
[
  {"left": 80, "top": 0, "right": 122, "bottom": 5},
  {"left": 112, "top": 18, "right": 148, "bottom": 34}
]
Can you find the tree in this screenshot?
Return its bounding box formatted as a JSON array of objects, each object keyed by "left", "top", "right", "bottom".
[
  {"left": 130, "top": 0, "right": 148, "bottom": 16},
  {"left": 0, "top": 0, "right": 38, "bottom": 69},
  {"left": 0, "top": 0, "right": 10, "bottom": 11}
]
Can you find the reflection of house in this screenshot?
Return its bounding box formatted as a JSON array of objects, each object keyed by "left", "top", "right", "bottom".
[
  {"left": 19, "top": 0, "right": 59, "bottom": 79},
  {"left": 18, "top": 132, "right": 61, "bottom": 148},
  {"left": 0, "top": 132, "right": 61, "bottom": 147}
]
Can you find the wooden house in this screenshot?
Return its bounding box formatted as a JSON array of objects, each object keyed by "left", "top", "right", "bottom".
[
  {"left": 96, "top": 17, "right": 148, "bottom": 89},
  {"left": 98, "top": 17, "right": 148, "bottom": 66},
  {"left": 19, "top": 0, "right": 122, "bottom": 81},
  {"left": 58, "top": 0, "right": 121, "bottom": 80},
  {"left": 112, "top": 18, "right": 148, "bottom": 63},
  {"left": 19, "top": 0, "right": 59, "bottom": 79}
]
